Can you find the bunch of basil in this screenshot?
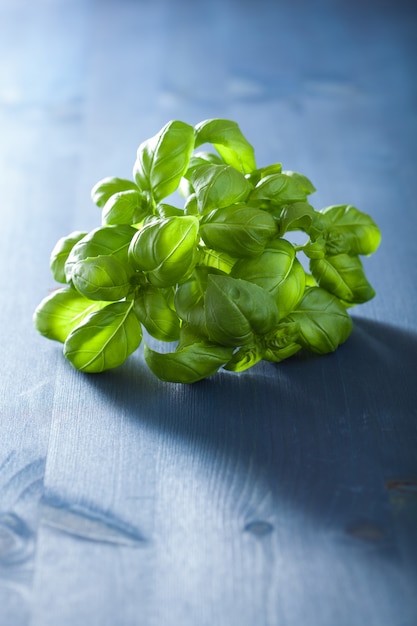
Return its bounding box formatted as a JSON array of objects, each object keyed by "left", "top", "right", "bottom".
[{"left": 33, "top": 119, "right": 381, "bottom": 382}]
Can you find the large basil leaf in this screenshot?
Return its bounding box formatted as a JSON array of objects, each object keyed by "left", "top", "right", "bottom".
[
  {"left": 90, "top": 177, "right": 139, "bottom": 208},
  {"left": 321, "top": 204, "right": 381, "bottom": 256},
  {"left": 50, "top": 231, "right": 88, "bottom": 284},
  {"left": 71, "top": 255, "right": 133, "bottom": 301},
  {"left": 128, "top": 215, "right": 199, "bottom": 286},
  {"left": 134, "top": 285, "right": 180, "bottom": 342},
  {"left": 205, "top": 275, "right": 279, "bottom": 347},
  {"left": 190, "top": 164, "right": 251, "bottom": 215},
  {"left": 133, "top": 120, "right": 195, "bottom": 203},
  {"left": 64, "top": 301, "right": 142, "bottom": 372},
  {"left": 33, "top": 287, "right": 109, "bottom": 343},
  {"left": 194, "top": 118, "right": 256, "bottom": 174},
  {"left": 283, "top": 287, "right": 353, "bottom": 354},
  {"left": 200, "top": 204, "right": 277, "bottom": 257},
  {"left": 101, "top": 189, "right": 149, "bottom": 226},
  {"left": 65, "top": 225, "right": 137, "bottom": 281},
  {"left": 310, "top": 253, "right": 375, "bottom": 304},
  {"left": 144, "top": 341, "right": 233, "bottom": 383}
]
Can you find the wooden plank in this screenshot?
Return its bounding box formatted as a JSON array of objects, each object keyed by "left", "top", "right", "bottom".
[
  {"left": 0, "top": 0, "right": 92, "bottom": 623},
  {"left": 0, "top": 0, "right": 416, "bottom": 624}
]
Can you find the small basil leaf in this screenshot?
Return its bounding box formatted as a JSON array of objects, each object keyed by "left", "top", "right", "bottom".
[
  {"left": 232, "top": 239, "right": 305, "bottom": 317},
  {"left": 190, "top": 164, "right": 251, "bottom": 215},
  {"left": 223, "top": 345, "right": 263, "bottom": 372},
  {"left": 102, "top": 189, "right": 149, "bottom": 225},
  {"left": 64, "top": 301, "right": 142, "bottom": 372},
  {"left": 194, "top": 118, "right": 256, "bottom": 174},
  {"left": 134, "top": 285, "right": 180, "bottom": 342},
  {"left": 246, "top": 163, "right": 282, "bottom": 187},
  {"left": 249, "top": 171, "right": 315, "bottom": 207},
  {"left": 321, "top": 204, "right": 382, "bottom": 256},
  {"left": 205, "top": 275, "right": 279, "bottom": 347},
  {"left": 50, "top": 231, "right": 88, "bottom": 284},
  {"left": 200, "top": 205, "right": 277, "bottom": 257},
  {"left": 198, "top": 247, "right": 236, "bottom": 274},
  {"left": 144, "top": 341, "right": 233, "bottom": 383},
  {"left": 277, "top": 202, "right": 318, "bottom": 236},
  {"left": 128, "top": 215, "right": 199, "bottom": 286},
  {"left": 310, "top": 253, "right": 375, "bottom": 304},
  {"left": 71, "top": 255, "right": 133, "bottom": 301},
  {"left": 283, "top": 287, "right": 353, "bottom": 354},
  {"left": 174, "top": 266, "right": 217, "bottom": 333},
  {"left": 33, "top": 287, "right": 109, "bottom": 343},
  {"left": 65, "top": 225, "right": 137, "bottom": 281},
  {"left": 133, "top": 120, "right": 195, "bottom": 203},
  {"left": 263, "top": 324, "right": 301, "bottom": 362},
  {"left": 91, "top": 177, "right": 139, "bottom": 208}
]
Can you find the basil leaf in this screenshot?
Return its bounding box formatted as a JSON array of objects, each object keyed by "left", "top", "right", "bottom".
[
  {"left": 134, "top": 285, "right": 180, "bottom": 342},
  {"left": 310, "top": 253, "right": 376, "bottom": 304},
  {"left": 174, "top": 266, "right": 217, "bottom": 334},
  {"left": 33, "top": 287, "right": 109, "bottom": 343},
  {"left": 283, "top": 287, "right": 353, "bottom": 354},
  {"left": 91, "top": 177, "right": 138, "bottom": 208},
  {"left": 50, "top": 231, "right": 88, "bottom": 283},
  {"left": 277, "top": 202, "right": 318, "bottom": 236},
  {"left": 194, "top": 118, "right": 256, "bottom": 174},
  {"left": 205, "top": 275, "right": 279, "bottom": 347},
  {"left": 144, "top": 341, "right": 233, "bottom": 383},
  {"left": 223, "top": 345, "right": 263, "bottom": 372},
  {"left": 200, "top": 204, "right": 277, "bottom": 257},
  {"left": 246, "top": 163, "right": 282, "bottom": 186},
  {"left": 64, "top": 301, "right": 142, "bottom": 372},
  {"left": 102, "top": 189, "right": 149, "bottom": 226},
  {"left": 190, "top": 164, "right": 251, "bottom": 215},
  {"left": 321, "top": 204, "right": 382, "bottom": 256},
  {"left": 71, "top": 255, "right": 133, "bottom": 301},
  {"left": 65, "top": 225, "right": 137, "bottom": 281},
  {"left": 128, "top": 215, "right": 199, "bottom": 286},
  {"left": 133, "top": 120, "right": 195, "bottom": 203},
  {"left": 249, "top": 171, "right": 315, "bottom": 207},
  {"left": 231, "top": 239, "right": 306, "bottom": 317},
  {"left": 263, "top": 324, "right": 302, "bottom": 362}
]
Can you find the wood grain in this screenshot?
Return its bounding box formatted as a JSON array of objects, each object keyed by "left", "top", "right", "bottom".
[{"left": 1, "top": 0, "right": 416, "bottom": 625}]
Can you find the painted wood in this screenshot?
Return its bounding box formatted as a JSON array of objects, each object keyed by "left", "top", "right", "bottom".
[{"left": 1, "top": 0, "right": 416, "bottom": 625}]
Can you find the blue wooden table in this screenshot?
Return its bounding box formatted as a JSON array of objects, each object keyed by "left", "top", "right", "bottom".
[{"left": 1, "top": 1, "right": 416, "bottom": 624}]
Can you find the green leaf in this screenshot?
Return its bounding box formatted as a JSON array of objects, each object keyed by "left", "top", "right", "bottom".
[
  {"left": 249, "top": 171, "right": 315, "bottom": 207},
  {"left": 200, "top": 204, "right": 277, "bottom": 257},
  {"left": 223, "top": 345, "right": 263, "bottom": 372},
  {"left": 91, "top": 177, "right": 139, "bottom": 208},
  {"left": 71, "top": 255, "right": 133, "bottom": 301},
  {"left": 65, "top": 225, "right": 137, "bottom": 281},
  {"left": 133, "top": 120, "right": 195, "bottom": 203},
  {"left": 246, "top": 163, "right": 282, "bottom": 186},
  {"left": 50, "top": 231, "right": 88, "bottom": 284},
  {"left": 283, "top": 287, "right": 353, "bottom": 354},
  {"left": 205, "top": 275, "right": 279, "bottom": 347},
  {"left": 128, "top": 215, "right": 199, "bottom": 286},
  {"left": 134, "top": 285, "right": 180, "bottom": 342},
  {"left": 33, "top": 287, "right": 109, "bottom": 343},
  {"left": 174, "top": 266, "right": 216, "bottom": 334},
  {"left": 64, "top": 301, "right": 142, "bottom": 373},
  {"left": 194, "top": 118, "right": 256, "bottom": 174},
  {"left": 232, "top": 238, "right": 306, "bottom": 317},
  {"left": 102, "top": 189, "right": 149, "bottom": 225},
  {"left": 277, "top": 202, "right": 318, "bottom": 236},
  {"left": 144, "top": 341, "right": 233, "bottom": 383},
  {"left": 320, "top": 204, "right": 381, "bottom": 256},
  {"left": 262, "top": 324, "right": 302, "bottom": 362},
  {"left": 190, "top": 164, "right": 251, "bottom": 215},
  {"left": 310, "top": 253, "right": 376, "bottom": 304}
]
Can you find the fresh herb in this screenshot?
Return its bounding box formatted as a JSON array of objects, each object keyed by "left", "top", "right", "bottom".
[{"left": 33, "top": 119, "right": 381, "bottom": 382}]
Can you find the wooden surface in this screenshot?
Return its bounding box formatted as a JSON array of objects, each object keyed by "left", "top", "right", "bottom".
[{"left": 1, "top": 0, "right": 417, "bottom": 624}]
